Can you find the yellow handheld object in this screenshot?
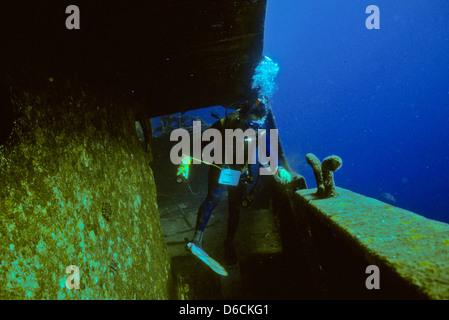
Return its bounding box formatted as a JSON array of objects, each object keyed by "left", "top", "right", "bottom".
[
  {"left": 176, "top": 155, "right": 191, "bottom": 182},
  {"left": 176, "top": 154, "right": 222, "bottom": 184}
]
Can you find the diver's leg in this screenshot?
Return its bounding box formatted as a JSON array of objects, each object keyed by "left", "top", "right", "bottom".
[
  {"left": 191, "top": 168, "right": 223, "bottom": 247},
  {"left": 223, "top": 185, "right": 243, "bottom": 265},
  {"left": 192, "top": 184, "right": 223, "bottom": 244}
]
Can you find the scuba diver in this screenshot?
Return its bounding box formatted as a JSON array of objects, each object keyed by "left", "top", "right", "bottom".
[{"left": 176, "top": 99, "right": 291, "bottom": 266}]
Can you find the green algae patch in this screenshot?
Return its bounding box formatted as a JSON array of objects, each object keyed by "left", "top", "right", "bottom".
[{"left": 0, "top": 85, "right": 171, "bottom": 299}]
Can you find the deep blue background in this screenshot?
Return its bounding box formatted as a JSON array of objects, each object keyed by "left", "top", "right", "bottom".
[{"left": 263, "top": 1, "right": 449, "bottom": 223}]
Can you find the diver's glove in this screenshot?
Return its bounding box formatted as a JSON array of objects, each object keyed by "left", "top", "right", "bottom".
[
  {"left": 274, "top": 166, "right": 291, "bottom": 185},
  {"left": 177, "top": 155, "right": 191, "bottom": 180}
]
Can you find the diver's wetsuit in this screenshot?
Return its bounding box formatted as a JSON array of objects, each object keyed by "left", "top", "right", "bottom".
[{"left": 194, "top": 114, "right": 272, "bottom": 264}]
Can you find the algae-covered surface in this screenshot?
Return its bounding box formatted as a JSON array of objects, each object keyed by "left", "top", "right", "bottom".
[
  {"left": 0, "top": 85, "right": 171, "bottom": 299},
  {"left": 296, "top": 187, "right": 449, "bottom": 299}
]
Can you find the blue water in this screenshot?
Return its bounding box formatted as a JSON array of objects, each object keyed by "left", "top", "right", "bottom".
[{"left": 264, "top": 1, "right": 449, "bottom": 223}]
